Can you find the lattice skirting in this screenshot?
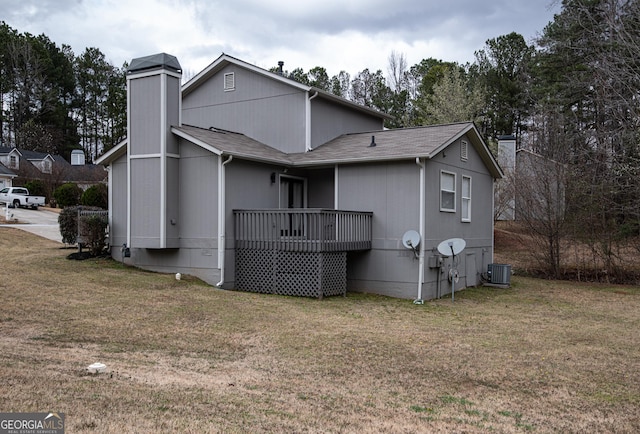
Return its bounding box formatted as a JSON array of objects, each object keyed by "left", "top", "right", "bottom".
[{"left": 235, "top": 249, "right": 346, "bottom": 298}]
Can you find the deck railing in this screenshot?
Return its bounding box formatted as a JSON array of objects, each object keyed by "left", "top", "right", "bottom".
[{"left": 234, "top": 209, "right": 372, "bottom": 252}]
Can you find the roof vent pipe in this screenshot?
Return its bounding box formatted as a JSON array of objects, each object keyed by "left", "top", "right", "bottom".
[
  {"left": 369, "top": 135, "right": 376, "bottom": 147},
  {"left": 278, "top": 61, "right": 284, "bottom": 76}
]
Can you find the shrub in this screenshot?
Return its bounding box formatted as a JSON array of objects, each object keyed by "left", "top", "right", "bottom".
[
  {"left": 58, "top": 206, "right": 104, "bottom": 247},
  {"left": 53, "top": 183, "right": 82, "bottom": 208},
  {"left": 58, "top": 206, "right": 80, "bottom": 245},
  {"left": 81, "top": 184, "right": 108, "bottom": 209},
  {"left": 79, "top": 213, "right": 109, "bottom": 255},
  {"left": 24, "top": 180, "right": 47, "bottom": 201}
]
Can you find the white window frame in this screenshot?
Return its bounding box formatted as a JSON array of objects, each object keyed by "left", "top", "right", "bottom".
[
  {"left": 224, "top": 72, "right": 235, "bottom": 91},
  {"left": 440, "top": 170, "right": 456, "bottom": 213},
  {"left": 462, "top": 175, "right": 472, "bottom": 222}
]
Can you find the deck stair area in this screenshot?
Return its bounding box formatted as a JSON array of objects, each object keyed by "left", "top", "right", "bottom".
[{"left": 234, "top": 209, "right": 372, "bottom": 298}]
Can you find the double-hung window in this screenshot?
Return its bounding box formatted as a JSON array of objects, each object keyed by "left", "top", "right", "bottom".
[
  {"left": 440, "top": 171, "right": 456, "bottom": 212},
  {"left": 462, "top": 175, "right": 472, "bottom": 222}
]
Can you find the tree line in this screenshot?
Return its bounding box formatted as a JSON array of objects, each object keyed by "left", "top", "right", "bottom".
[
  {"left": 2, "top": 0, "right": 639, "bottom": 280},
  {"left": 0, "top": 22, "right": 126, "bottom": 163}
]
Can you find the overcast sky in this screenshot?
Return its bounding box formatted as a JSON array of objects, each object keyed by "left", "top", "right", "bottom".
[{"left": 1, "top": 0, "right": 560, "bottom": 78}]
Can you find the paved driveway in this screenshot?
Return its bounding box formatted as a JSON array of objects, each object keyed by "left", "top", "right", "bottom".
[{"left": 0, "top": 205, "right": 62, "bottom": 243}]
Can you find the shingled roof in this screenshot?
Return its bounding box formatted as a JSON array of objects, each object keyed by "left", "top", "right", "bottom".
[
  {"left": 98, "top": 122, "right": 502, "bottom": 179},
  {"left": 0, "top": 161, "right": 16, "bottom": 177},
  {"left": 291, "top": 123, "right": 475, "bottom": 164},
  {"left": 172, "top": 125, "right": 291, "bottom": 165},
  {"left": 0, "top": 146, "right": 107, "bottom": 183}
]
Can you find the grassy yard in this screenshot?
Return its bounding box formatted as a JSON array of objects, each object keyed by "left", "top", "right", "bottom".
[{"left": 1, "top": 228, "right": 639, "bottom": 433}]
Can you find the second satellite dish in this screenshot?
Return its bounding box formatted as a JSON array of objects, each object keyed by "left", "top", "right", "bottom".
[
  {"left": 402, "top": 230, "right": 421, "bottom": 249},
  {"left": 437, "top": 238, "right": 466, "bottom": 257}
]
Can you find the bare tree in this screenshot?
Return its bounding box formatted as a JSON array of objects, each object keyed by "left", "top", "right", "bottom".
[
  {"left": 494, "top": 165, "right": 516, "bottom": 221},
  {"left": 514, "top": 150, "right": 568, "bottom": 278},
  {"left": 387, "top": 50, "right": 408, "bottom": 93}
]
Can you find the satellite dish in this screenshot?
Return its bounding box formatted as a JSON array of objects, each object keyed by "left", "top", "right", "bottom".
[
  {"left": 402, "top": 230, "right": 421, "bottom": 249},
  {"left": 437, "top": 238, "right": 466, "bottom": 257}
]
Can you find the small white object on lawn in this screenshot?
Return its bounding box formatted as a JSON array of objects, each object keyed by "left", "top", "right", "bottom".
[
  {"left": 175, "top": 273, "right": 181, "bottom": 280},
  {"left": 87, "top": 362, "right": 106, "bottom": 374}
]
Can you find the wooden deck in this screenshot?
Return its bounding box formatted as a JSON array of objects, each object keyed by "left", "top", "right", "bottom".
[{"left": 233, "top": 209, "right": 372, "bottom": 252}]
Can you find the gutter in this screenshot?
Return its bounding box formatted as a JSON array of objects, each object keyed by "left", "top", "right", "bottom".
[
  {"left": 414, "top": 157, "right": 426, "bottom": 304},
  {"left": 305, "top": 91, "right": 319, "bottom": 152},
  {"left": 216, "top": 155, "right": 233, "bottom": 287}
]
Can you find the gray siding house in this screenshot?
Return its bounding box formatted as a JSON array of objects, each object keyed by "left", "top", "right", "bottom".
[{"left": 97, "top": 53, "right": 503, "bottom": 301}]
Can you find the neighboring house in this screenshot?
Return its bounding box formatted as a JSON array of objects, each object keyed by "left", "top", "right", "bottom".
[
  {"left": 96, "top": 53, "right": 503, "bottom": 301},
  {"left": 495, "top": 135, "right": 517, "bottom": 221},
  {"left": 0, "top": 147, "right": 22, "bottom": 172},
  {"left": 0, "top": 147, "right": 107, "bottom": 198},
  {"left": 0, "top": 162, "right": 17, "bottom": 190},
  {"left": 495, "top": 137, "right": 565, "bottom": 222},
  {"left": 20, "top": 149, "right": 56, "bottom": 174}
]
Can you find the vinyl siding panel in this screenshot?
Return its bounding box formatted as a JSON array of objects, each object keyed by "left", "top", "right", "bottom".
[
  {"left": 129, "top": 248, "right": 221, "bottom": 286},
  {"left": 336, "top": 136, "right": 495, "bottom": 299},
  {"left": 110, "top": 155, "right": 128, "bottom": 248},
  {"left": 226, "top": 160, "right": 281, "bottom": 211},
  {"left": 166, "top": 156, "right": 180, "bottom": 246},
  {"left": 224, "top": 159, "right": 283, "bottom": 286},
  {"left": 338, "top": 161, "right": 419, "bottom": 248},
  {"left": 130, "top": 157, "right": 161, "bottom": 248},
  {"left": 182, "top": 65, "right": 307, "bottom": 153},
  {"left": 424, "top": 135, "right": 495, "bottom": 289},
  {"left": 338, "top": 161, "right": 421, "bottom": 298},
  {"left": 307, "top": 168, "right": 334, "bottom": 208},
  {"left": 310, "top": 98, "right": 383, "bottom": 148},
  {"left": 178, "top": 141, "right": 218, "bottom": 248},
  {"left": 424, "top": 136, "right": 494, "bottom": 245},
  {"left": 129, "top": 75, "right": 161, "bottom": 156},
  {"left": 166, "top": 75, "right": 181, "bottom": 155}
]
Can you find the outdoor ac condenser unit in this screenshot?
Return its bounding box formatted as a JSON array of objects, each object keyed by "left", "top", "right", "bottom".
[{"left": 488, "top": 263, "right": 511, "bottom": 285}]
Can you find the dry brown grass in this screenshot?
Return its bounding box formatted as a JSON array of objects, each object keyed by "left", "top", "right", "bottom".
[
  {"left": 1, "top": 228, "right": 639, "bottom": 433},
  {"left": 0, "top": 214, "right": 19, "bottom": 224},
  {"left": 494, "top": 221, "right": 640, "bottom": 283}
]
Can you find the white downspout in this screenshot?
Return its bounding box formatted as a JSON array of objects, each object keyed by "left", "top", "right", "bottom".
[
  {"left": 216, "top": 155, "right": 233, "bottom": 287},
  {"left": 126, "top": 79, "right": 132, "bottom": 249},
  {"left": 414, "top": 157, "right": 426, "bottom": 304},
  {"left": 306, "top": 91, "right": 319, "bottom": 151}
]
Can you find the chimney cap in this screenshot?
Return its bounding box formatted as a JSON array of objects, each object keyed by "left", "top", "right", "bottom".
[{"left": 128, "top": 53, "right": 182, "bottom": 74}]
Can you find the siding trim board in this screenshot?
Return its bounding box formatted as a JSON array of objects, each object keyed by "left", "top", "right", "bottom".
[{"left": 160, "top": 72, "right": 167, "bottom": 248}]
